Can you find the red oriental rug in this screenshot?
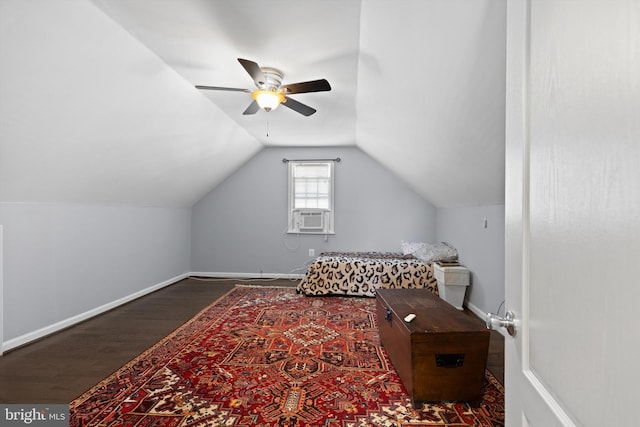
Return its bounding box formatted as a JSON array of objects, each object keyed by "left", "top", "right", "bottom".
[{"left": 70, "top": 286, "right": 504, "bottom": 426}]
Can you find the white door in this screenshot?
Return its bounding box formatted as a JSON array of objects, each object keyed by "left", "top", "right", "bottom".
[{"left": 504, "top": 0, "right": 640, "bottom": 425}]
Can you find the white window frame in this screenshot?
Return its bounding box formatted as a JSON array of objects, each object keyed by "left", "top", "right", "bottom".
[{"left": 287, "top": 160, "right": 335, "bottom": 234}]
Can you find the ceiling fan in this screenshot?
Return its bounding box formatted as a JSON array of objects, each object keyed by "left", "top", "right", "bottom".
[{"left": 196, "top": 58, "right": 331, "bottom": 116}]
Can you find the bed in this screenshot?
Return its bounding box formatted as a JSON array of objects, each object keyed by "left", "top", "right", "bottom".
[{"left": 296, "top": 251, "right": 439, "bottom": 297}]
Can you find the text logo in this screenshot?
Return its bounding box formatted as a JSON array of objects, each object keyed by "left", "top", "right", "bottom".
[{"left": 1, "top": 405, "right": 68, "bottom": 426}]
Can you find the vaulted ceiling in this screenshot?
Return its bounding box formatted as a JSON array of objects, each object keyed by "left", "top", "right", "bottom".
[{"left": 0, "top": 0, "right": 506, "bottom": 208}]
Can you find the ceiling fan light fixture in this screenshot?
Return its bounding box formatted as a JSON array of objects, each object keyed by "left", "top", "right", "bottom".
[
  {"left": 196, "top": 59, "right": 329, "bottom": 116},
  {"left": 252, "top": 89, "right": 285, "bottom": 112}
]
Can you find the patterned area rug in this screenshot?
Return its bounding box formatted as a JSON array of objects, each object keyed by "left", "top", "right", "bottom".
[{"left": 70, "top": 286, "right": 504, "bottom": 426}]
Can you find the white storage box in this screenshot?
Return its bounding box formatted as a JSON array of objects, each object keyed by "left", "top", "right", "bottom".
[{"left": 433, "top": 263, "right": 470, "bottom": 310}]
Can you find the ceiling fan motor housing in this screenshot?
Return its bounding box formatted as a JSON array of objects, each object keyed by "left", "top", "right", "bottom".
[
  {"left": 195, "top": 58, "right": 328, "bottom": 116},
  {"left": 258, "top": 67, "right": 284, "bottom": 90}
]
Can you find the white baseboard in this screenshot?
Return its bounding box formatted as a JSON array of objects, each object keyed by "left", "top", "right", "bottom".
[
  {"left": 190, "top": 271, "right": 305, "bottom": 280},
  {"left": 466, "top": 300, "right": 508, "bottom": 338},
  {"left": 1, "top": 271, "right": 306, "bottom": 354},
  {"left": 2, "top": 271, "right": 505, "bottom": 355},
  {"left": 465, "top": 300, "right": 486, "bottom": 320},
  {"left": 1, "top": 272, "right": 190, "bottom": 354},
  {"left": 5, "top": 271, "right": 457, "bottom": 354}
]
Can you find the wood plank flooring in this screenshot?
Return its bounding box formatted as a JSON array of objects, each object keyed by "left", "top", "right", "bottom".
[{"left": 0, "top": 277, "right": 503, "bottom": 404}]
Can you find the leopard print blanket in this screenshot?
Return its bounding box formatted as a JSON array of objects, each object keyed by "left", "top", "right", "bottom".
[{"left": 297, "top": 252, "right": 438, "bottom": 297}]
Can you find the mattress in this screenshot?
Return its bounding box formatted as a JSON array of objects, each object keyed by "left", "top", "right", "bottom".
[{"left": 297, "top": 251, "right": 438, "bottom": 297}]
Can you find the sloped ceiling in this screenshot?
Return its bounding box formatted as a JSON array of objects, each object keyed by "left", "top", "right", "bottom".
[{"left": 0, "top": 0, "right": 505, "bottom": 208}]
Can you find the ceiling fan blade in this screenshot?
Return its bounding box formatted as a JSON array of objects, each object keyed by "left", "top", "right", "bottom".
[
  {"left": 242, "top": 100, "right": 260, "bottom": 115},
  {"left": 195, "top": 85, "right": 250, "bottom": 92},
  {"left": 282, "top": 79, "right": 331, "bottom": 94},
  {"left": 282, "top": 96, "right": 316, "bottom": 116},
  {"left": 238, "top": 58, "right": 265, "bottom": 87}
]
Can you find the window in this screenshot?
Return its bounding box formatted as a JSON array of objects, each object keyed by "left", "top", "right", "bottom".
[{"left": 287, "top": 160, "right": 335, "bottom": 234}]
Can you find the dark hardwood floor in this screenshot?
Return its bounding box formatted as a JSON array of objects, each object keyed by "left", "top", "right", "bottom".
[{"left": 0, "top": 278, "right": 504, "bottom": 403}]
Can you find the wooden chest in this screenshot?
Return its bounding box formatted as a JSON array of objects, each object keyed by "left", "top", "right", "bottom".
[{"left": 376, "top": 288, "right": 489, "bottom": 404}]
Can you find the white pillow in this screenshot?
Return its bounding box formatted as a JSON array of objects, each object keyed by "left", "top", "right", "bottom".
[
  {"left": 412, "top": 242, "right": 459, "bottom": 264},
  {"left": 400, "top": 240, "right": 427, "bottom": 255}
]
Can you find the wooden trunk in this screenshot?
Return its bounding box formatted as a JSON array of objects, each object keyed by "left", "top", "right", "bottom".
[{"left": 376, "top": 288, "right": 490, "bottom": 405}]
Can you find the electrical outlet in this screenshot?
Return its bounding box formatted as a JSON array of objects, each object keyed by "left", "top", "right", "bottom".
[{"left": 309, "top": 249, "right": 315, "bottom": 257}]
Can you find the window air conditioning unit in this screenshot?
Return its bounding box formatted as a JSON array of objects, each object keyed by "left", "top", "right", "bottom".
[{"left": 298, "top": 210, "right": 324, "bottom": 231}]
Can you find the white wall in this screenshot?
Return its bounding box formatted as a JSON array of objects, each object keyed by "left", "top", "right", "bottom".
[
  {"left": 192, "top": 146, "right": 437, "bottom": 276},
  {"left": 436, "top": 204, "right": 505, "bottom": 316},
  {"left": 1, "top": 153, "right": 504, "bottom": 351},
  {"left": 0, "top": 203, "right": 191, "bottom": 351}
]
